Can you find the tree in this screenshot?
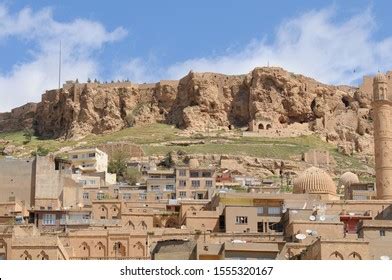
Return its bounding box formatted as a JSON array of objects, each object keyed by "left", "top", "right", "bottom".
[
  {"left": 160, "top": 152, "right": 175, "bottom": 168},
  {"left": 31, "top": 146, "right": 49, "bottom": 156},
  {"left": 23, "top": 128, "right": 34, "bottom": 144},
  {"left": 108, "top": 151, "right": 128, "bottom": 182},
  {"left": 87, "top": 77, "right": 91, "bottom": 83}
]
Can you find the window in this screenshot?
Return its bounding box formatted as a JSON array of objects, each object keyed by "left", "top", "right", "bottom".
[
  {"left": 97, "top": 193, "right": 105, "bottom": 200},
  {"left": 179, "top": 191, "right": 187, "bottom": 198},
  {"left": 83, "top": 192, "right": 89, "bottom": 199},
  {"left": 88, "top": 153, "right": 95, "bottom": 158},
  {"left": 235, "top": 216, "right": 248, "bottom": 224},
  {"left": 190, "top": 171, "right": 199, "bottom": 178},
  {"left": 206, "top": 180, "right": 213, "bottom": 188},
  {"left": 202, "top": 171, "right": 212, "bottom": 178},
  {"left": 156, "top": 194, "right": 163, "bottom": 200},
  {"left": 179, "top": 169, "right": 186, "bottom": 176},
  {"left": 257, "top": 207, "right": 264, "bottom": 216},
  {"left": 165, "top": 185, "right": 175, "bottom": 191},
  {"left": 139, "top": 193, "right": 146, "bottom": 201},
  {"left": 151, "top": 186, "right": 160, "bottom": 192},
  {"left": 150, "top": 175, "right": 160, "bottom": 179},
  {"left": 179, "top": 180, "right": 187, "bottom": 187},
  {"left": 122, "top": 193, "right": 131, "bottom": 200},
  {"left": 42, "top": 214, "right": 56, "bottom": 225},
  {"left": 380, "top": 229, "right": 386, "bottom": 237},
  {"left": 72, "top": 155, "right": 78, "bottom": 159},
  {"left": 191, "top": 180, "right": 200, "bottom": 188},
  {"left": 268, "top": 207, "right": 281, "bottom": 215}
]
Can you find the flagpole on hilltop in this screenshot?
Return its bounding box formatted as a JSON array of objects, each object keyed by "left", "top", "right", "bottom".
[{"left": 58, "top": 40, "right": 62, "bottom": 90}]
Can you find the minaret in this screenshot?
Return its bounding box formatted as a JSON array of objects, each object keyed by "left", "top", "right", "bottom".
[{"left": 372, "top": 72, "right": 392, "bottom": 199}]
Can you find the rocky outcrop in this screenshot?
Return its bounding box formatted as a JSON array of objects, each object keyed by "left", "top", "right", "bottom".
[{"left": 0, "top": 67, "right": 373, "bottom": 152}]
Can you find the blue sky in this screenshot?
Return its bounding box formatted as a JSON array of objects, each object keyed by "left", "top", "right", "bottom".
[{"left": 1, "top": 0, "right": 392, "bottom": 111}]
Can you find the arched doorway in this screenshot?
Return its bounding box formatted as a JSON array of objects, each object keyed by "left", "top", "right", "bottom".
[
  {"left": 258, "top": 123, "right": 264, "bottom": 130},
  {"left": 0, "top": 239, "right": 6, "bottom": 260},
  {"left": 95, "top": 242, "right": 106, "bottom": 258},
  {"left": 80, "top": 242, "right": 90, "bottom": 258},
  {"left": 114, "top": 242, "right": 126, "bottom": 257},
  {"left": 133, "top": 242, "right": 145, "bottom": 258},
  {"left": 266, "top": 124, "right": 272, "bottom": 130}
]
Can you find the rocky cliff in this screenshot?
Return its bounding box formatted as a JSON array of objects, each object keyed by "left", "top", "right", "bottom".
[{"left": 0, "top": 67, "right": 373, "bottom": 152}]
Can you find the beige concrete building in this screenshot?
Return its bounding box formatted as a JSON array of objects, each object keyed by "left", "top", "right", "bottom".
[{"left": 175, "top": 159, "right": 216, "bottom": 200}]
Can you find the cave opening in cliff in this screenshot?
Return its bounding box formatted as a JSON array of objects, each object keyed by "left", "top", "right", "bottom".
[{"left": 341, "top": 96, "right": 350, "bottom": 108}]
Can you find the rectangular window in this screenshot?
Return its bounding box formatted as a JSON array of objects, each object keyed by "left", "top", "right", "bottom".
[
  {"left": 257, "top": 207, "right": 264, "bottom": 216},
  {"left": 191, "top": 180, "right": 200, "bottom": 188},
  {"left": 179, "top": 169, "right": 186, "bottom": 177},
  {"left": 179, "top": 191, "right": 187, "bottom": 198},
  {"left": 83, "top": 192, "right": 89, "bottom": 199},
  {"left": 88, "top": 153, "right": 96, "bottom": 158},
  {"left": 179, "top": 180, "right": 187, "bottom": 187},
  {"left": 380, "top": 229, "right": 386, "bottom": 237},
  {"left": 268, "top": 207, "right": 281, "bottom": 215},
  {"left": 122, "top": 193, "right": 131, "bottom": 200},
  {"left": 97, "top": 193, "right": 105, "bottom": 200},
  {"left": 72, "top": 155, "right": 78, "bottom": 159},
  {"left": 235, "top": 216, "right": 248, "bottom": 224},
  {"left": 165, "top": 185, "right": 175, "bottom": 191},
  {"left": 206, "top": 180, "right": 213, "bottom": 188},
  {"left": 202, "top": 171, "right": 212, "bottom": 178},
  {"left": 42, "top": 214, "right": 56, "bottom": 225},
  {"left": 139, "top": 193, "right": 146, "bottom": 201},
  {"left": 156, "top": 194, "right": 163, "bottom": 200},
  {"left": 151, "top": 186, "right": 161, "bottom": 192},
  {"left": 190, "top": 171, "right": 199, "bottom": 178}
]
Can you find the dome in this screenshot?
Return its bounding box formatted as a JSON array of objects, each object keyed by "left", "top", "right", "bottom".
[
  {"left": 338, "top": 172, "right": 359, "bottom": 188},
  {"left": 293, "top": 167, "right": 336, "bottom": 195},
  {"left": 374, "top": 72, "right": 387, "bottom": 83}
]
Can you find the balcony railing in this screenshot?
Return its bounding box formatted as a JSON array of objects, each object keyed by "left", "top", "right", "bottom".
[{"left": 59, "top": 219, "right": 90, "bottom": 225}]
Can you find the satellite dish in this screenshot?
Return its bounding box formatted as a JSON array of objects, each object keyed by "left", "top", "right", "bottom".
[
  {"left": 309, "top": 215, "right": 316, "bottom": 221},
  {"left": 319, "top": 216, "right": 326, "bottom": 221},
  {"left": 282, "top": 207, "right": 287, "bottom": 213},
  {"left": 295, "top": 233, "right": 307, "bottom": 240},
  {"left": 349, "top": 212, "right": 355, "bottom": 216},
  {"left": 305, "top": 229, "right": 313, "bottom": 235},
  {"left": 380, "top": 256, "right": 390, "bottom": 260},
  {"left": 311, "top": 231, "right": 318, "bottom": 236}
]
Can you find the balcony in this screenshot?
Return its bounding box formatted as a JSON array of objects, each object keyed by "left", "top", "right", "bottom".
[{"left": 59, "top": 218, "right": 90, "bottom": 225}]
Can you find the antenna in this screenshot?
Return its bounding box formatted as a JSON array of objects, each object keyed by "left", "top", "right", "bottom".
[
  {"left": 309, "top": 215, "right": 316, "bottom": 221},
  {"left": 319, "top": 215, "right": 326, "bottom": 221},
  {"left": 58, "top": 40, "right": 62, "bottom": 90}
]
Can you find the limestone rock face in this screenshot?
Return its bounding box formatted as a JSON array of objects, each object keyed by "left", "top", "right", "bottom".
[{"left": 0, "top": 67, "right": 374, "bottom": 151}]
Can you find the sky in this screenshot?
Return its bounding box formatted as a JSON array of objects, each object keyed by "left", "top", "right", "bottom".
[{"left": 1, "top": 0, "right": 392, "bottom": 112}]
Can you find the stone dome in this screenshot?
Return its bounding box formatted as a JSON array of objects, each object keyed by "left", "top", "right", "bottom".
[
  {"left": 374, "top": 72, "right": 387, "bottom": 83},
  {"left": 293, "top": 167, "right": 336, "bottom": 195},
  {"left": 338, "top": 172, "right": 359, "bottom": 188}
]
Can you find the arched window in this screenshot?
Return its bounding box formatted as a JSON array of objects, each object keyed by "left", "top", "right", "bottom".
[
  {"left": 329, "top": 251, "right": 343, "bottom": 260},
  {"left": 258, "top": 123, "right": 264, "bottom": 130},
  {"left": 348, "top": 252, "right": 362, "bottom": 260}
]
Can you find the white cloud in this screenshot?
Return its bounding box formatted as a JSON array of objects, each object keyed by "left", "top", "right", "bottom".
[
  {"left": 120, "top": 7, "right": 392, "bottom": 87},
  {"left": 0, "top": 4, "right": 127, "bottom": 112}
]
